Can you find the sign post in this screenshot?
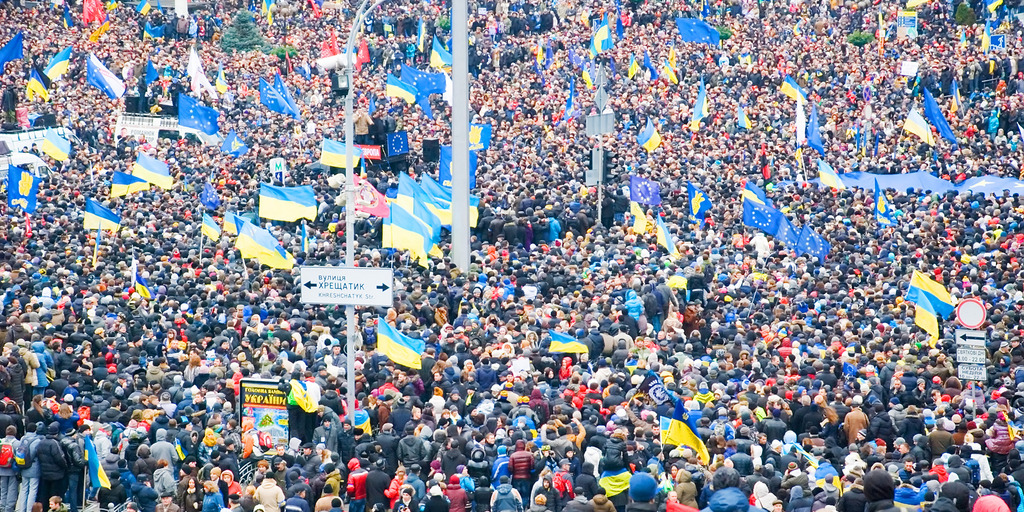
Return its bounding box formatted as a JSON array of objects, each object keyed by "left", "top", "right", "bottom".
[
  {"left": 954, "top": 328, "right": 988, "bottom": 381},
  {"left": 955, "top": 297, "right": 987, "bottom": 329},
  {"left": 300, "top": 266, "right": 394, "bottom": 307}
]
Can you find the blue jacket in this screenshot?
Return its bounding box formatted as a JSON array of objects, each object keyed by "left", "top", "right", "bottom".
[{"left": 700, "top": 488, "right": 767, "bottom": 512}]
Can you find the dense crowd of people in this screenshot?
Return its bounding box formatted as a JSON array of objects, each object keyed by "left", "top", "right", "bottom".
[{"left": 0, "top": 0, "right": 1022, "bottom": 511}]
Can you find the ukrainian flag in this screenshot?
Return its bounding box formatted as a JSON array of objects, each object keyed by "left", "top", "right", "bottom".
[
  {"left": 262, "top": 0, "right": 274, "bottom": 24},
  {"left": 690, "top": 78, "right": 709, "bottom": 131},
  {"left": 598, "top": 468, "right": 631, "bottom": 497},
  {"left": 174, "top": 438, "right": 187, "bottom": 460},
  {"left": 638, "top": 118, "right": 661, "bottom": 152},
  {"left": 589, "top": 16, "right": 612, "bottom": 57},
  {"left": 84, "top": 436, "right": 110, "bottom": 489},
  {"left": 581, "top": 61, "right": 594, "bottom": 90},
  {"left": 780, "top": 75, "right": 807, "bottom": 104},
  {"left": 383, "top": 202, "right": 440, "bottom": 265},
  {"left": 110, "top": 171, "right": 150, "bottom": 197},
  {"left": 874, "top": 179, "right": 896, "bottom": 227},
  {"left": 816, "top": 159, "right": 846, "bottom": 190},
  {"left": 385, "top": 74, "right": 417, "bottom": 104},
  {"left": 655, "top": 216, "right": 679, "bottom": 257},
  {"left": 44, "top": 47, "right": 71, "bottom": 81},
  {"left": 982, "top": 22, "right": 992, "bottom": 54},
  {"left": 549, "top": 331, "right": 588, "bottom": 354},
  {"left": 395, "top": 174, "right": 442, "bottom": 239},
  {"left": 84, "top": 198, "right": 121, "bottom": 231},
  {"left": 320, "top": 138, "right": 359, "bottom": 169},
  {"left": 223, "top": 212, "right": 251, "bottom": 236},
  {"left": 742, "top": 181, "right": 771, "bottom": 206},
  {"left": 430, "top": 36, "right": 452, "bottom": 70},
  {"left": 132, "top": 153, "right": 173, "bottom": 189},
  {"left": 215, "top": 64, "right": 228, "bottom": 94},
  {"left": 352, "top": 409, "right": 372, "bottom": 434},
  {"left": 663, "top": 398, "right": 710, "bottom": 464},
  {"left": 235, "top": 223, "right": 295, "bottom": 269},
  {"left": 376, "top": 318, "right": 425, "bottom": 369},
  {"left": 63, "top": 3, "right": 73, "bottom": 28},
  {"left": 903, "top": 109, "right": 935, "bottom": 145},
  {"left": 987, "top": 0, "right": 1002, "bottom": 13},
  {"left": 687, "top": 182, "right": 712, "bottom": 227},
  {"left": 26, "top": 68, "right": 50, "bottom": 102},
  {"left": 905, "top": 270, "right": 954, "bottom": 341},
  {"left": 737, "top": 104, "right": 752, "bottom": 129},
  {"left": 420, "top": 173, "right": 480, "bottom": 228},
  {"left": 950, "top": 80, "right": 962, "bottom": 116},
  {"left": 417, "top": 19, "right": 427, "bottom": 52},
  {"left": 40, "top": 130, "right": 70, "bottom": 161},
  {"left": 201, "top": 212, "right": 221, "bottom": 241},
  {"left": 627, "top": 54, "right": 640, "bottom": 79},
  {"left": 630, "top": 201, "right": 648, "bottom": 233},
  {"left": 258, "top": 183, "right": 317, "bottom": 222},
  {"left": 134, "top": 271, "right": 153, "bottom": 300},
  {"left": 661, "top": 59, "right": 678, "bottom": 84},
  {"left": 136, "top": 0, "right": 151, "bottom": 14}
]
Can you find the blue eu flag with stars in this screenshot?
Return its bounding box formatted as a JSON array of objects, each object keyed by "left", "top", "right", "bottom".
[
  {"left": 200, "top": 182, "right": 221, "bottom": 210},
  {"left": 742, "top": 199, "right": 781, "bottom": 234},
  {"left": 386, "top": 132, "right": 409, "bottom": 156},
  {"left": 178, "top": 94, "right": 220, "bottom": 135},
  {"left": 796, "top": 225, "right": 830, "bottom": 261},
  {"left": 629, "top": 176, "right": 661, "bottom": 205}
]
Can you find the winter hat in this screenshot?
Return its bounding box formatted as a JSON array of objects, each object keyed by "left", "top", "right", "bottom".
[
  {"left": 863, "top": 470, "right": 895, "bottom": 502},
  {"left": 628, "top": 472, "right": 658, "bottom": 502}
]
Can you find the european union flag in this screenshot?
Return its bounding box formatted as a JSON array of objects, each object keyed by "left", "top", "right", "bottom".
[
  {"left": 7, "top": 166, "right": 38, "bottom": 213},
  {"left": 220, "top": 129, "right": 248, "bottom": 157},
  {"left": 386, "top": 131, "right": 409, "bottom": 155},
  {"left": 806, "top": 104, "right": 825, "bottom": 156},
  {"left": 400, "top": 64, "right": 446, "bottom": 95},
  {"left": 796, "top": 224, "right": 830, "bottom": 260},
  {"left": 742, "top": 198, "right": 781, "bottom": 234},
  {"left": 775, "top": 216, "right": 800, "bottom": 248},
  {"left": 259, "top": 75, "right": 300, "bottom": 119},
  {"left": 0, "top": 33, "right": 24, "bottom": 73},
  {"left": 145, "top": 60, "right": 158, "bottom": 85},
  {"left": 922, "top": 89, "right": 957, "bottom": 146},
  {"left": 629, "top": 175, "right": 661, "bottom": 205},
  {"left": 469, "top": 123, "right": 492, "bottom": 151},
  {"left": 200, "top": 182, "right": 221, "bottom": 210},
  {"left": 178, "top": 94, "right": 220, "bottom": 135},
  {"left": 674, "top": 18, "right": 720, "bottom": 46},
  {"left": 439, "top": 146, "right": 477, "bottom": 188}
]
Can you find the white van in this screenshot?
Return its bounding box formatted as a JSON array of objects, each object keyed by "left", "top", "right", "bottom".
[{"left": 0, "top": 152, "right": 52, "bottom": 192}]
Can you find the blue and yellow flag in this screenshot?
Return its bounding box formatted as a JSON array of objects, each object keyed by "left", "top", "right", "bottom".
[
  {"left": 352, "top": 409, "right": 372, "bottom": 434},
  {"left": 320, "top": 138, "right": 359, "bottom": 169},
  {"left": 132, "top": 153, "right": 173, "bottom": 189},
  {"left": 599, "top": 468, "right": 631, "bottom": 497},
  {"left": 44, "top": 47, "right": 71, "bottom": 81},
  {"left": 469, "top": 123, "right": 492, "bottom": 151},
  {"left": 383, "top": 202, "right": 440, "bottom": 266},
  {"left": 220, "top": 130, "right": 248, "bottom": 157},
  {"left": 627, "top": 54, "right": 640, "bottom": 79},
  {"left": 589, "top": 15, "right": 613, "bottom": 57},
  {"left": 874, "top": 179, "right": 896, "bottom": 227},
  {"left": 581, "top": 60, "right": 594, "bottom": 89},
  {"left": 780, "top": 75, "right": 807, "bottom": 103},
  {"left": 262, "top": 0, "right": 274, "bottom": 24},
  {"left": 417, "top": 19, "right": 427, "bottom": 52},
  {"left": 663, "top": 399, "right": 710, "bottom": 464},
  {"left": 132, "top": 259, "right": 153, "bottom": 300},
  {"left": 638, "top": 118, "right": 662, "bottom": 152},
  {"left": 737, "top": 104, "right": 752, "bottom": 129},
  {"left": 903, "top": 109, "right": 935, "bottom": 145},
  {"left": 63, "top": 3, "right": 74, "bottom": 28},
  {"left": 742, "top": 181, "right": 771, "bottom": 206},
  {"left": 395, "top": 173, "right": 442, "bottom": 240},
  {"left": 223, "top": 212, "right": 251, "bottom": 236},
  {"left": 950, "top": 79, "right": 962, "bottom": 116},
  {"left": 687, "top": 182, "right": 712, "bottom": 227},
  {"left": 7, "top": 166, "right": 38, "bottom": 213},
  {"left": 258, "top": 183, "right": 317, "bottom": 222},
  {"left": 26, "top": 67, "right": 50, "bottom": 102},
  {"left": 236, "top": 223, "right": 295, "bottom": 269},
  {"left": 376, "top": 318, "right": 426, "bottom": 369},
  {"left": 41, "top": 130, "right": 70, "bottom": 161},
  {"left": 136, "top": 0, "right": 152, "bottom": 14},
  {"left": 655, "top": 216, "right": 679, "bottom": 257},
  {"left": 905, "top": 270, "right": 954, "bottom": 342},
  {"left": 987, "top": 0, "right": 1002, "bottom": 13},
  {"left": 817, "top": 159, "right": 846, "bottom": 190},
  {"left": 84, "top": 436, "right": 110, "bottom": 489},
  {"left": 549, "top": 331, "right": 588, "bottom": 354},
  {"left": 385, "top": 74, "right": 417, "bottom": 104},
  {"left": 201, "top": 213, "right": 221, "bottom": 241},
  {"left": 84, "top": 198, "right": 120, "bottom": 231},
  {"left": 215, "top": 64, "right": 228, "bottom": 94},
  {"left": 110, "top": 171, "right": 150, "bottom": 197},
  {"left": 690, "top": 78, "right": 709, "bottom": 131},
  {"left": 661, "top": 59, "right": 678, "bottom": 84},
  {"left": 430, "top": 36, "right": 452, "bottom": 70},
  {"left": 630, "top": 201, "right": 648, "bottom": 234}
]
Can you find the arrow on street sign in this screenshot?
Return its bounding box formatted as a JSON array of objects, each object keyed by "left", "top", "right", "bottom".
[{"left": 299, "top": 266, "right": 394, "bottom": 307}]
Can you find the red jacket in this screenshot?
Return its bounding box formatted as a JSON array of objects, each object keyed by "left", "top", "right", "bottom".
[
  {"left": 347, "top": 459, "right": 368, "bottom": 500},
  {"left": 509, "top": 449, "right": 534, "bottom": 480},
  {"left": 446, "top": 477, "right": 470, "bottom": 512}
]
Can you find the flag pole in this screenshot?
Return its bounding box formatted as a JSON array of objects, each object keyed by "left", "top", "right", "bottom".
[
  {"left": 199, "top": 209, "right": 205, "bottom": 263},
  {"left": 92, "top": 228, "right": 101, "bottom": 266}
]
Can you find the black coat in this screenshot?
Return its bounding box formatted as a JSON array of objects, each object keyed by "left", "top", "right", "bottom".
[{"left": 37, "top": 436, "right": 68, "bottom": 480}]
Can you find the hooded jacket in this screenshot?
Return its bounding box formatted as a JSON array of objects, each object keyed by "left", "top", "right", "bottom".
[{"left": 699, "top": 488, "right": 762, "bottom": 512}]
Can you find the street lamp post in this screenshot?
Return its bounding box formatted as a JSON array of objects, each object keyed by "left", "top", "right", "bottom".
[{"left": 341, "top": 0, "right": 387, "bottom": 418}]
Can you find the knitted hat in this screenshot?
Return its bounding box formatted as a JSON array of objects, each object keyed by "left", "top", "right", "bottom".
[{"left": 628, "top": 473, "right": 658, "bottom": 502}]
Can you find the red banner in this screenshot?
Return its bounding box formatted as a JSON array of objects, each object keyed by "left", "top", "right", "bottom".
[{"left": 355, "top": 144, "right": 381, "bottom": 160}]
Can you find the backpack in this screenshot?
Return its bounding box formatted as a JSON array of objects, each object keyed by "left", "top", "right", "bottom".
[
  {"left": 14, "top": 437, "right": 36, "bottom": 469},
  {"left": 0, "top": 439, "right": 14, "bottom": 468},
  {"left": 491, "top": 487, "right": 521, "bottom": 512},
  {"left": 60, "top": 436, "right": 85, "bottom": 468}
]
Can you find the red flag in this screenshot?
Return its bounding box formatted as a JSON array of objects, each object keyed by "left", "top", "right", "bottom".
[
  {"left": 24, "top": 213, "right": 31, "bottom": 238},
  {"left": 284, "top": 49, "right": 294, "bottom": 73},
  {"left": 759, "top": 143, "right": 770, "bottom": 180},
  {"left": 83, "top": 0, "right": 104, "bottom": 24},
  {"left": 354, "top": 175, "right": 390, "bottom": 218},
  {"left": 319, "top": 30, "right": 339, "bottom": 58},
  {"left": 356, "top": 40, "right": 370, "bottom": 71},
  {"left": 306, "top": 0, "right": 321, "bottom": 17}
]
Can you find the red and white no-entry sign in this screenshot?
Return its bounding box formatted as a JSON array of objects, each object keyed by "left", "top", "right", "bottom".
[{"left": 955, "top": 297, "right": 987, "bottom": 329}]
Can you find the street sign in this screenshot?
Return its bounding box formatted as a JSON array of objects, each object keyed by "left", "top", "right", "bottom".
[
  {"left": 955, "top": 329, "right": 986, "bottom": 347},
  {"left": 586, "top": 112, "right": 616, "bottom": 137},
  {"left": 299, "top": 266, "right": 394, "bottom": 307},
  {"left": 269, "top": 157, "right": 288, "bottom": 183},
  {"left": 955, "top": 297, "right": 987, "bottom": 329},
  {"left": 956, "top": 346, "right": 987, "bottom": 364},
  {"left": 957, "top": 363, "right": 987, "bottom": 381}
]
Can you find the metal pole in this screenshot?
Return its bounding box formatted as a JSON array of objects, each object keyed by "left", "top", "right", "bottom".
[
  {"left": 342, "top": 0, "right": 386, "bottom": 417},
  {"left": 451, "top": 0, "right": 470, "bottom": 272}
]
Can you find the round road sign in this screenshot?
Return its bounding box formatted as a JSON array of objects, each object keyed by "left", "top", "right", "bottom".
[{"left": 955, "top": 297, "right": 987, "bottom": 329}]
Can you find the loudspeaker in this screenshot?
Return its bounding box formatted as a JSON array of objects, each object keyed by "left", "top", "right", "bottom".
[
  {"left": 34, "top": 113, "right": 57, "bottom": 127},
  {"left": 1, "top": 122, "right": 17, "bottom": 131},
  {"left": 124, "top": 97, "right": 140, "bottom": 113},
  {"left": 422, "top": 138, "right": 439, "bottom": 163}
]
